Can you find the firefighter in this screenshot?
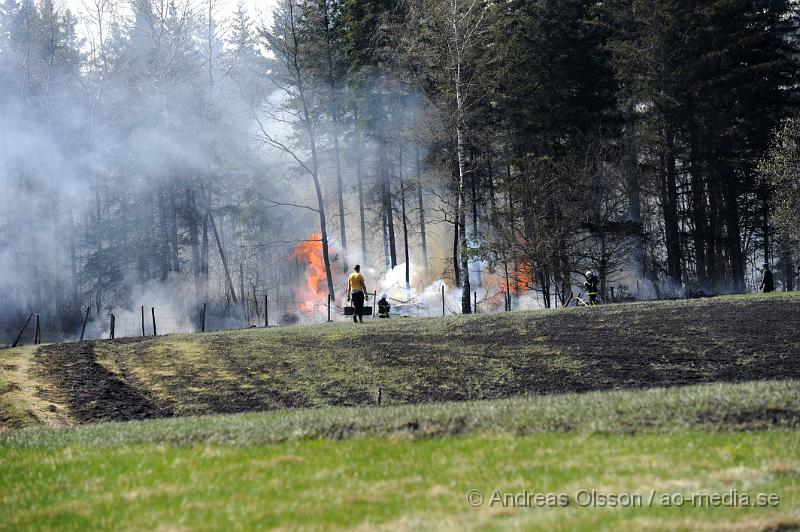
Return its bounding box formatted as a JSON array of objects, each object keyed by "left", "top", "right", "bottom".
[
  {"left": 584, "top": 270, "right": 599, "bottom": 305},
  {"left": 347, "top": 264, "right": 368, "bottom": 323},
  {"left": 377, "top": 295, "right": 391, "bottom": 318},
  {"left": 760, "top": 263, "right": 775, "bottom": 293}
]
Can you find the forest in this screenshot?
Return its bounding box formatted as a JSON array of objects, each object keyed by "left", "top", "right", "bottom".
[{"left": 1, "top": 0, "right": 799, "bottom": 341}]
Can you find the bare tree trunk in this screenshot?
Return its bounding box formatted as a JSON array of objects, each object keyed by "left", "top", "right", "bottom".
[
  {"left": 383, "top": 209, "right": 391, "bottom": 272},
  {"left": 456, "top": 127, "right": 471, "bottom": 312},
  {"left": 95, "top": 182, "right": 103, "bottom": 311},
  {"left": 334, "top": 135, "right": 347, "bottom": 272},
  {"left": 399, "top": 147, "right": 411, "bottom": 294},
  {"left": 625, "top": 126, "right": 645, "bottom": 279},
  {"left": 470, "top": 151, "right": 481, "bottom": 287},
  {"left": 452, "top": 0, "right": 471, "bottom": 313},
  {"left": 158, "top": 188, "right": 170, "bottom": 279},
  {"left": 688, "top": 117, "right": 708, "bottom": 284},
  {"left": 600, "top": 234, "right": 608, "bottom": 299},
  {"left": 321, "top": 1, "right": 348, "bottom": 273},
  {"left": 239, "top": 261, "right": 247, "bottom": 321},
  {"left": 486, "top": 149, "right": 497, "bottom": 231},
  {"left": 707, "top": 178, "right": 722, "bottom": 288},
  {"left": 558, "top": 245, "right": 571, "bottom": 305},
  {"left": 722, "top": 171, "right": 745, "bottom": 292},
  {"left": 761, "top": 191, "right": 770, "bottom": 266},
  {"left": 169, "top": 185, "right": 180, "bottom": 272},
  {"left": 538, "top": 268, "right": 550, "bottom": 309},
  {"left": 415, "top": 145, "right": 429, "bottom": 274},
  {"left": 661, "top": 125, "right": 682, "bottom": 286},
  {"left": 507, "top": 165, "right": 520, "bottom": 304},
  {"left": 69, "top": 208, "right": 79, "bottom": 312},
  {"left": 378, "top": 113, "right": 397, "bottom": 268},
  {"left": 453, "top": 218, "right": 461, "bottom": 288},
  {"left": 356, "top": 134, "right": 368, "bottom": 266},
  {"left": 209, "top": 212, "right": 238, "bottom": 305},
  {"left": 285, "top": 1, "right": 335, "bottom": 300},
  {"left": 310, "top": 141, "right": 335, "bottom": 300},
  {"left": 188, "top": 187, "right": 201, "bottom": 304},
  {"left": 253, "top": 284, "right": 261, "bottom": 322},
  {"left": 201, "top": 185, "right": 210, "bottom": 303}
]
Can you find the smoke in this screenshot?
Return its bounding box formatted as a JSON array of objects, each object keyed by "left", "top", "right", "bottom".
[
  {"left": 0, "top": 0, "right": 498, "bottom": 342},
  {"left": 83, "top": 277, "right": 198, "bottom": 339}
]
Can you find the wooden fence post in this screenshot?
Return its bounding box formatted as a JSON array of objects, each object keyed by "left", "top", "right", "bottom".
[
  {"left": 372, "top": 292, "right": 377, "bottom": 317},
  {"left": 442, "top": 285, "right": 445, "bottom": 316},
  {"left": 141, "top": 306, "right": 145, "bottom": 336},
  {"left": 474, "top": 292, "right": 477, "bottom": 314},
  {"left": 109, "top": 314, "right": 115, "bottom": 340},
  {"left": 151, "top": 307, "right": 157, "bottom": 336},
  {"left": 264, "top": 293, "right": 268, "bottom": 327},
  {"left": 80, "top": 306, "right": 90, "bottom": 341},
  {"left": 201, "top": 303, "right": 207, "bottom": 332},
  {"left": 12, "top": 313, "right": 33, "bottom": 348},
  {"left": 34, "top": 314, "right": 40, "bottom": 345},
  {"left": 327, "top": 295, "right": 332, "bottom": 322}
]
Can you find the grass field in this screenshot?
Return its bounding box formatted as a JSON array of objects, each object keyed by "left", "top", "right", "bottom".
[
  {"left": 1, "top": 294, "right": 799, "bottom": 529},
  {"left": 2, "top": 381, "right": 799, "bottom": 530},
  {"left": 2, "top": 293, "right": 798, "bottom": 428}
]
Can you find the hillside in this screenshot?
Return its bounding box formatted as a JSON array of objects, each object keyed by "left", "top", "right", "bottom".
[
  {"left": 2, "top": 293, "right": 799, "bottom": 429},
  {"left": 3, "top": 295, "right": 800, "bottom": 530},
  {"left": 2, "top": 381, "right": 800, "bottom": 530}
]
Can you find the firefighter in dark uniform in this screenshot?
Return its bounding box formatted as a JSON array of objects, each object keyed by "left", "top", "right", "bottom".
[
  {"left": 760, "top": 263, "right": 775, "bottom": 293},
  {"left": 378, "top": 295, "right": 391, "bottom": 318},
  {"left": 584, "top": 270, "right": 599, "bottom": 305}
]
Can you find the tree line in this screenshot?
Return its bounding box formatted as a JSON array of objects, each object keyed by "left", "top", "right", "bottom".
[{"left": 0, "top": 0, "right": 798, "bottom": 338}]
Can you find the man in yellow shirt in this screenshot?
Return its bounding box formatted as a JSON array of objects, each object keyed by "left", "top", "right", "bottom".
[{"left": 347, "top": 265, "right": 369, "bottom": 323}]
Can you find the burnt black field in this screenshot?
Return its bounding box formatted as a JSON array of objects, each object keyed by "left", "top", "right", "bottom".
[{"left": 27, "top": 295, "right": 800, "bottom": 426}]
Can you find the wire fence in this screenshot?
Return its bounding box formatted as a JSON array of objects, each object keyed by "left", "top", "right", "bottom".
[
  {"left": 0, "top": 284, "right": 645, "bottom": 348},
  {"left": 0, "top": 296, "right": 377, "bottom": 347}
]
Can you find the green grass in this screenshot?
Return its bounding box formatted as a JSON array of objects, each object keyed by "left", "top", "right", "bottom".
[
  {"left": 1, "top": 381, "right": 799, "bottom": 530},
  {"left": 2, "top": 296, "right": 799, "bottom": 529},
  {"left": 2, "top": 380, "right": 798, "bottom": 448},
  {"left": 2, "top": 431, "right": 798, "bottom": 530}
]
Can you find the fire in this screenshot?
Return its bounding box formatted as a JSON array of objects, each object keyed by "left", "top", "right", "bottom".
[
  {"left": 479, "top": 273, "right": 512, "bottom": 308},
  {"left": 512, "top": 261, "right": 534, "bottom": 294},
  {"left": 289, "top": 233, "right": 330, "bottom": 314},
  {"left": 479, "top": 263, "right": 533, "bottom": 296}
]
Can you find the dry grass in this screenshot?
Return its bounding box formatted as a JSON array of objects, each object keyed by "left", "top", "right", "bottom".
[
  {"left": 0, "top": 346, "right": 71, "bottom": 429},
  {"left": 2, "top": 293, "right": 799, "bottom": 429}
]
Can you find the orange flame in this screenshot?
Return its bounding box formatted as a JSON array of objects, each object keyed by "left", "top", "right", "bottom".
[
  {"left": 289, "top": 233, "right": 330, "bottom": 314},
  {"left": 512, "top": 262, "right": 535, "bottom": 294}
]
